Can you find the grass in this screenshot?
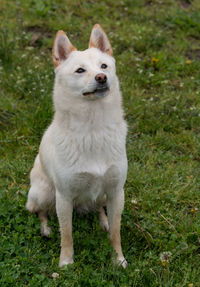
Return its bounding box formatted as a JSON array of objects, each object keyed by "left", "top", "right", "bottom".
[{"left": 0, "top": 0, "right": 200, "bottom": 286}]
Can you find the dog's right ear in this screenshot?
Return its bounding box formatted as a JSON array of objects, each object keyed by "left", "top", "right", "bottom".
[
  {"left": 52, "top": 31, "right": 76, "bottom": 68},
  {"left": 89, "top": 24, "right": 113, "bottom": 56}
]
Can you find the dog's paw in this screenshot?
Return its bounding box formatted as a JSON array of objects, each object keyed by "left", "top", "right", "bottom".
[
  {"left": 59, "top": 257, "right": 74, "bottom": 268},
  {"left": 115, "top": 257, "right": 128, "bottom": 269},
  {"left": 41, "top": 225, "right": 51, "bottom": 237},
  {"left": 99, "top": 218, "right": 109, "bottom": 232}
]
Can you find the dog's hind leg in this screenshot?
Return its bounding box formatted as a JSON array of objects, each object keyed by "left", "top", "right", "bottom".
[
  {"left": 99, "top": 207, "right": 109, "bottom": 231},
  {"left": 38, "top": 211, "right": 52, "bottom": 237},
  {"left": 26, "top": 154, "right": 55, "bottom": 237}
]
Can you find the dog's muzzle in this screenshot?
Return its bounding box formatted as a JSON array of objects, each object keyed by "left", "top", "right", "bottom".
[{"left": 83, "top": 86, "right": 109, "bottom": 97}]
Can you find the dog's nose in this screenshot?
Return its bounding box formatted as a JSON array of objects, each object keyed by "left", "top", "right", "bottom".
[{"left": 95, "top": 73, "right": 107, "bottom": 84}]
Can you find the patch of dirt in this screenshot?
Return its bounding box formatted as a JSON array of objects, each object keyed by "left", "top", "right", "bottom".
[
  {"left": 144, "top": 0, "right": 162, "bottom": 6},
  {"left": 26, "top": 25, "right": 52, "bottom": 36},
  {"left": 177, "top": 0, "right": 192, "bottom": 9},
  {"left": 0, "top": 109, "right": 14, "bottom": 131},
  {"left": 185, "top": 48, "right": 200, "bottom": 60},
  {"left": 26, "top": 25, "right": 53, "bottom": 46}
]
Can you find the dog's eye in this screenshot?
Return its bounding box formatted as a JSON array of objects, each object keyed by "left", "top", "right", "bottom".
[
  {"left": 101, "top": 63, "right": 107, "bottom": 69},
  {"left": 75, "top": 68, "right": 86, "bottom": 73}
]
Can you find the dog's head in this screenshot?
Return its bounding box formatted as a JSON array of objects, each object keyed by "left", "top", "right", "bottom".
[{"left": 52, "top": 24, "right": 117, "bottom": 102}]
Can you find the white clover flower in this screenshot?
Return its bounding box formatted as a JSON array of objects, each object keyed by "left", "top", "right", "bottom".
[
  {"left": 131, "top": 199, "right": 137, "bottom": 204},
  {"left": 160, "top": 251, "right": 172, "bottom": 265},
  {"left": 52, "top": 272, "right": 59, "bottom": 278},
  {"left": 26, "top": 47, "right": 34, "bottom": 51},
  {"left": 134, "top": 269, "right": 140, "bottom": 272},
  {"left": 149, "top": 73, "right": 154, "bottom": 77}
]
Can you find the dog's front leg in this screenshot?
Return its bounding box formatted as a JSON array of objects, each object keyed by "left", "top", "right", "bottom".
[
  {"left": 107, "top": 189, "right": 127, "bottom": 268},
  {"left": 56, "top": 191, "right": 74, "bottom": 267}
]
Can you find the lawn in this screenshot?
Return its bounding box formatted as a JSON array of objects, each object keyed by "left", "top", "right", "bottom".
[{"left": 0, "top": 0, "right": 200, "bottom": 286}]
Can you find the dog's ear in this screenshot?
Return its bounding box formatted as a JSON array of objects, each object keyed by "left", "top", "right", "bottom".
[
  {"left": 52, "top": 30, "right": 76, "bottom": 68},
  {"left": 89, "top": 24, "right": 113, "bottom": 56}
]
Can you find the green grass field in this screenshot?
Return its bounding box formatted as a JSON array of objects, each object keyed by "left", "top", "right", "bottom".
[{"left": 0, "top": 0, "right": 200, "bottom": 286}]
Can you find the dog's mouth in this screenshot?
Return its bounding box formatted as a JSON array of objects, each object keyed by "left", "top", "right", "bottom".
[{"left": 83, "top": 86, "right": 109, "bottom": 97}]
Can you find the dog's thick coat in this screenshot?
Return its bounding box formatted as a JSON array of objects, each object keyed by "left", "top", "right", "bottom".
[{"left": 26, "top": 24, "right": 128, "bottom": 268}]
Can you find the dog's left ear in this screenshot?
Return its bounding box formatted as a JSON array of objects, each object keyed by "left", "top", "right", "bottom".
[
  {"left": 52, "top": 30, "right": 76, "bottom": 68},
  {"left": 89, "top": 24, "right": 113, "bottom": 56}
]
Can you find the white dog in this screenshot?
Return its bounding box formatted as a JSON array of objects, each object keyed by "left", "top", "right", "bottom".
[{"left": 26, "top": 24, "right": 128, "bottom": 268}]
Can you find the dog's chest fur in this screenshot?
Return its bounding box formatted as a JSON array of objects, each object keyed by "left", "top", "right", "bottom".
[{"left": 41, "top": 104, "right": 127, "bottom": 210}]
